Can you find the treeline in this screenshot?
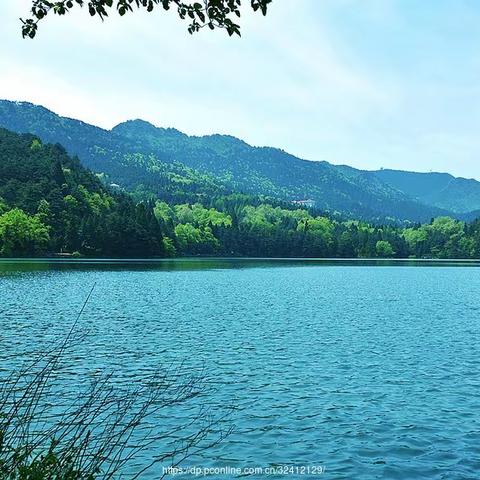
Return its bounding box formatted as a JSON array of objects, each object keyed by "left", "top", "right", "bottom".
[{"left": 153, "top": 195, "right": 480, "bottom": 259}]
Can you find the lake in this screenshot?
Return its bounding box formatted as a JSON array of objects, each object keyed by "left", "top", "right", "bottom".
[{"left": 1, "top": 259, "right": 480, "bottom": 479}]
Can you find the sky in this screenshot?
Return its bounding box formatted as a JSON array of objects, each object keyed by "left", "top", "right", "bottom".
[{"left": 1, "top": 0, "right": 480, "bottom": 178}]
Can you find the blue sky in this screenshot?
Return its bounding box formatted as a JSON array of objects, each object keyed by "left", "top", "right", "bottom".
[{"left": 1, "top": 0, "right": 480, "bottom": 178}]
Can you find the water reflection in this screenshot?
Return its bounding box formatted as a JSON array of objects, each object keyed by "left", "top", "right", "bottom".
[{"left": 0, "top": 257, "right": 479, "bottom": 276}]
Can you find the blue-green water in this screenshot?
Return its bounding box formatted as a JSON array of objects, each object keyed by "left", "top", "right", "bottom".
[{"left": 1, "top": 259, "right": 480, "bottom": 479}]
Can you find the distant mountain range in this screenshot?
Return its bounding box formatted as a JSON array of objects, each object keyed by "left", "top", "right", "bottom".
[
  {"left": 1, "top": 99, "right": 480, "bottom": 223},
  {"left": 372, "top": 169, "right": 480, "bottom": 215}
]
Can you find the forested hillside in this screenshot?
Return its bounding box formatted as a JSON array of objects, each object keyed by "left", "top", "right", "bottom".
[
  {"left": 1, "top": 127, "right": 480, "bottom": 259},
  {"left": 113, "top": 119, "right": 450, "bottom": 223},
  {"left": 0, "top": 101, "right": 231, "bottom": 206},
  {"left": 0, "top": 100, "right": 461, "bottom": 223},
  {"left": 0, "top": 128, "right": 164, "bottom": 256}
]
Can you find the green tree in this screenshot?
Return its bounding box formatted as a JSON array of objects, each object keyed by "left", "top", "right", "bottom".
[
  {"left": 403, "top": 227, "right": 427, "bottom": 251},
  {"left": 36, "top": 199, "right": 52, "bottom": 224},
  {"left": 424, "top": 217, "right": 465, "bottom": 258},
  {"left": 175, "top": 203, "right": 232, "bottom": 228},
  {"left": 175, "top": 223, "right": 219, "bottom": 254},
  {"left": 375, "top": 240, "right": 395, "bottom": 258},
  {"left": 154, "top": 201, "right": 176, "bottom": 224},
  {"left": 298, "top": 216, "right": 335, "bottom": 256},
  {"left": 22, "top": 0, "right": 272, "bottom": 38},
  {"left": 162, "top": 236, "right": 177, "bottom": 256},
  {"left": 0, "top": 208, "right": 50, "bottom": 256}
]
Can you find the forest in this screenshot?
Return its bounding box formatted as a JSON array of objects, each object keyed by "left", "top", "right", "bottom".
[
  {"left": 1, "top": 127, "right": 480, "bottom": 259},
  {"left": 153, "top": 198, "right": 480, "bottom": 259},
  {"left": 0, "top": 129, "right": 164, "bottom": 257}
]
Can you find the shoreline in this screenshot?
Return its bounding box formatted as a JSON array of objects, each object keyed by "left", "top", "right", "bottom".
[{"left": 1, "top": 257, "right": 479, "bottom": 264}]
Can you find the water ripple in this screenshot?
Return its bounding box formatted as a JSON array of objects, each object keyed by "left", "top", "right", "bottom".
[{"left": 1, "top": 261, "right": 480, "bottom": 479}]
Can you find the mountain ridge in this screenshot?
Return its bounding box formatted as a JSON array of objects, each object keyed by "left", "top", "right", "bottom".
[
  {"left": 1, "top": 99, "right": 479, "bottom": 223},
  {"left": 373, "top": 168, "right": 480, "bottom": 214}
]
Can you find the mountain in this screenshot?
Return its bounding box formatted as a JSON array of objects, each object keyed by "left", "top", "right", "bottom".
[
  {"left": 112, "top": 119, "right": 450, "bottom": 222},
  {"left": 0, "top": 99, "right": 474, "bottom": 223},
  {"left": 0, "top": 127, "right": 164, "bottom": 256},
  {"left": 0, "top": 101, "right": 230, "bottom": 205},
  {"left": 373, "top": 169, "right": 480, "bottom": 214}
]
